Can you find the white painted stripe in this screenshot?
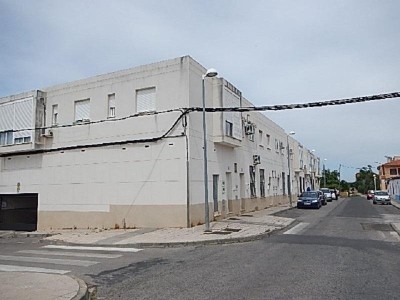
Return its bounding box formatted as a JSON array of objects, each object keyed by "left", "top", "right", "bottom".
[
  {"left": 18, "top": 250, "right": 122, "bottom": 259},
  {"left": 43, "top": 245, "right": 142, "bottom": 253},
  {"left": 0, "top": 264, "right": 70, "bottom": 274},
  {"left": 389, "top": 231, "right": 400, "bottom": 241},
  {"left": 283, "top": 222, "right": 309, "bottom": 235},
  {"left": 0, "top": 255, "right": 97, "bottom": 267}
]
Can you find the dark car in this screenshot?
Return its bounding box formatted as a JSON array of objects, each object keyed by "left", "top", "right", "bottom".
[
  {"left": 367, "top": 190, "right": 374, "bottom": 200},
  {"left": 297, "top": 191, "right": 322, "bottom": 209}
]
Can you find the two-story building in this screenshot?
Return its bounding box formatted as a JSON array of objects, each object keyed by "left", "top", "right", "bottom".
[
  {"left": 0, "top": 56, "right": 320, "bottom": 231},
  {"left": 378, "top": 156, "right": 400, "bottom": 201}
]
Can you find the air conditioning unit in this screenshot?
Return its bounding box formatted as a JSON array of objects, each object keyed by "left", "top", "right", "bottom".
[
  {"left": 253, "top": 155, "right": 261, "bottom": 165},
  {"left": 245, "top": 124, "right": 255, "bottom": 135},
  {"left": 41, "top": 129, "right": 53, "bottom": 138}
]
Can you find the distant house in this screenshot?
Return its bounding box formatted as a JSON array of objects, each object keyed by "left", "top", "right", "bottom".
[
  {"left": 0, "top": 56, "right": 320, "bottom": 231},
  {"left": 379, "top": 156, "right": 400, "bottom": 201}
]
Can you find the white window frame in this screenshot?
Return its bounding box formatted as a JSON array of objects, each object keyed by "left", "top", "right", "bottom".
[
  {"left": 74, "top": 99, "right": 90, "bottom": 122},
  {"left": 52, "top": 104, "right": 58, "bottom": 125},
  {"left": 108, "top": 94, "right": 116, "bottom": 118},
  {"left": 136, "top": 87, "right": 156, "bottom": 113},
  {"left": 225, "top": 120, "right": 233, "bottom": 137}
]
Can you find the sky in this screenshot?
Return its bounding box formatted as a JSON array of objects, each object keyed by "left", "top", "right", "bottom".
[{"left": 1, "top": 0, "right": 399, "bottom": 182}]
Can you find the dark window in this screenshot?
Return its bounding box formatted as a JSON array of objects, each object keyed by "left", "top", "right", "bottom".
[
  {"left": 260, "top": 169, "right": 266, "bottom": 198},
  {"left": 250, "top": 166, "right": 256, "bottom": 198}
]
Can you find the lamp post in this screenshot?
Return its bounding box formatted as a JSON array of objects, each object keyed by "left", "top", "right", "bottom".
[
  {"left": 202, "top": 68, "right": 218, "bottom": 232},
  {"left": 287, "top": 131, "right": 295, "bottom": 207},
  {"left": 373, "top": 174, "right": 377, "bottom": 191},
  {"left": 323, "top": 158, "right": 327, "bottom": 187}
]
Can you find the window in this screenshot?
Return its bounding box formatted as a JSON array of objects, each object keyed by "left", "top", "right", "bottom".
[
  {"left": 389, "top": 168, "right": 397, "bottom": 176},
  {"left": 225, "top": 121, "right": 233, "bottom": 137},
  {"left": 0, "top": 97, "right": 33, "bottom": 146},
  {"left": 136, "top": 87, "right": 156, "bottom": 113},
  {"left": 74, "top": 99, "right": 90, "bottom": 122},
  {"left": 108, "top": 94, "right": 116, "bottom": 118},
  {"left": 52, "top": 105, "right": 58, "bottom": 125},
  {"left": 266, "top": 134, "right": 271, "bottom": 148},
  {"left": 0, "top": 131, "right": 13, "bottom": 145},
  {"left": 275, "top": 139, "right": 279, "bottom": 152},
  {"left": 260, "top": 169, "right": 266, "bottom": 197},
  {"left": 250, "top": 166, "right": 256, "bottom": 198},
  {"left": 259, "top": 130, "right": 263, "bottom": 147}
]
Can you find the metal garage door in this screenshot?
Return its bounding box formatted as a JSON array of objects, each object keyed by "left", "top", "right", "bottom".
[{"left": 0, "top": 194, "right": 38, "bottom": 231}]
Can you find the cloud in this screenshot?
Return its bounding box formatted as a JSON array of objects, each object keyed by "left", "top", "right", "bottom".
[{"left": 1, "top": 0, "right": 399, "bottom": 181}]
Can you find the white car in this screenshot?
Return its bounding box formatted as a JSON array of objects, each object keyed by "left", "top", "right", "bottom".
[
  {"left": 320, "top": 188, "right": 332, "bottom": 202},
  {"left": 373, "top": 190, "right": 391, "bottom": 205}
]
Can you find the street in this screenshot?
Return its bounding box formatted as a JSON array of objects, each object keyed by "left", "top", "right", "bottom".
[
  {"left": 93, "top": 197, "right": 400, "bottom": 299},
  {"left": 1, "top": 196, "right": 400, "bottom": 299}
]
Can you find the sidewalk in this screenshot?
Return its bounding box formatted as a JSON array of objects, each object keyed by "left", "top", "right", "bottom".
[
  {"left": 41, "top": 204, "right": 296, "bottom": 247},
  {"left": 0, "top": 203, "right": 296, "bottom": 300}
]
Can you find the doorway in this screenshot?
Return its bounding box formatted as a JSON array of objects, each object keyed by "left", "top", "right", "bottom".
[
  {"left": 213, "top": 175, "right": 219, "bottom": 213},
  {"left": 0, "top": 194, "right": 38, "bottom": 231}
]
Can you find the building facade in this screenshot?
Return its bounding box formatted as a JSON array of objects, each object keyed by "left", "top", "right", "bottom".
[
  {"left": 378, "top": 156, "right": 400, "bottom": 190},
  {"left": 378, "top": 156, "right": 400, "bottom": 201},
  {"left": 0, "top": 56, "right": 320, "bottom": 231}
]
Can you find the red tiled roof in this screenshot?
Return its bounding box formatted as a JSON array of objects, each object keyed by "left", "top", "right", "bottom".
[{"left": 383, "top": 159, "right": 400, "bottom": 167}]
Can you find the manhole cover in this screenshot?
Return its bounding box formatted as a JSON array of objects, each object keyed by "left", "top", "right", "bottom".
[{"left": 361, "top": 223, "right": 393, "bottom": 231}]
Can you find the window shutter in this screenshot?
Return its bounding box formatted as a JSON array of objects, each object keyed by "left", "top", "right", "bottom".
[
  {"left": 75, "top": 99, "right": 90, "bottom": 121},
  {"left": 136, "top": 87, "right": 156, "bottom": 113},
  {"left": 0, "top": 102, "right": 14, "bottom": 131},
  {"left": 14, "top": 99, "right": 33, "bottom": 138}
]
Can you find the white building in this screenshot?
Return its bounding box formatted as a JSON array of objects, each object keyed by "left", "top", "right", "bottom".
[{"left": 0, "top": 56, "right": 320, "bottom": 231}]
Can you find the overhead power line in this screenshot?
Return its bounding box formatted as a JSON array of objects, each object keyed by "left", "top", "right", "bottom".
[
  {"left": 1, "top": 91, "right": 399, "bottom": 135},
  {"left": 190, "top": 91, "right": 400, "bottom": 113}
]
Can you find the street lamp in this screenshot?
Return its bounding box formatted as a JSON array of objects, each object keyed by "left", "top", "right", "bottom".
[
  {"left": 202, "top": 68, "right": 218, "bottom": 232},
  {"left": 373, "top": 174, "right": 377, "bottom": 191},
  {"left": 287, "top": 131, "right": 295, "bottom": 207},
  {"left": 323, "top": 158, "right": 327, "bottom": 187}
]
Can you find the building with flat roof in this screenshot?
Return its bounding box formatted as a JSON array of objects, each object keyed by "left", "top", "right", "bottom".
[{"left": 0, "top": 56, "right": 320, "bottom": 231}]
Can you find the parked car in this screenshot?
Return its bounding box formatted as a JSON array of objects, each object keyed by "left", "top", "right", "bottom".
[
  {"left": 330, "top": 189, "right": 337, "bottom": 200},
  {"left": 318, "top": 190, "right": 327, "bottom": 205},
  {"left": 297, "top": 191, "right": 322, "bottom": 209},
  {"left": 366, "top": 190, "right": 375, "bottom": 200},
  {"left": 372, "top": 190, "right": 391, "bottom": 205},
  {"left": 320, "top": 188, "right": 332, "bottom": 202}
]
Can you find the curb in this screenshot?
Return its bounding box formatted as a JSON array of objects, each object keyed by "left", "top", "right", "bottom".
[
  {"left": 45, "top": 219, "right": 296, "bottom": 249},
  {"left": 70, "top": 276, "right": 90, "bottom": 300}
]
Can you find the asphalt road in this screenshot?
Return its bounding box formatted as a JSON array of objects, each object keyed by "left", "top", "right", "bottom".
[
  {"left": 91, "top": 196, "right": 400, "bottom": 300},
  {"left": 1, "top": 196, "right": 399, "bottom": 299}
]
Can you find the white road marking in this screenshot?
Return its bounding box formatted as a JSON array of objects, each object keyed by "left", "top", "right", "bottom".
[
  {"left": 0, "top": 255, "right": 97, "bottom": 267},
  {"left": 389, "top": 231, "right": 400, "bottom": 241},
  {"left": 0, "top": 264, "right": 70, "bottom": 274},
  {"left": 18, "top": 250, "right": 122, "bottom": 259},
  {"left": 283, "top": 222, "right": 309, "bottom": 235},
  {"left": 43, "top": 245, "right": 142, "bottom": 252}
]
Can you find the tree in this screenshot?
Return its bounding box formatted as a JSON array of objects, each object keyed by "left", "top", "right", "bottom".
[
  {"left": 321, "top": 168, "right": 341, "bottom": 189},
  {"left": 352, "top": 166, "right": 380, "bottom": 194}
]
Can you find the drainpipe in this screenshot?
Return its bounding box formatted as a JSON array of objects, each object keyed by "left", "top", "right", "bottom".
[{"left": 183, "top": 115, "right": 191, "bottom": 228}]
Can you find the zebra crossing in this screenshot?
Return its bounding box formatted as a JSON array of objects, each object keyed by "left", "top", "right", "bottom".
[{"left": 0, "top": 244, "right": 143, "bottom": 274}]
